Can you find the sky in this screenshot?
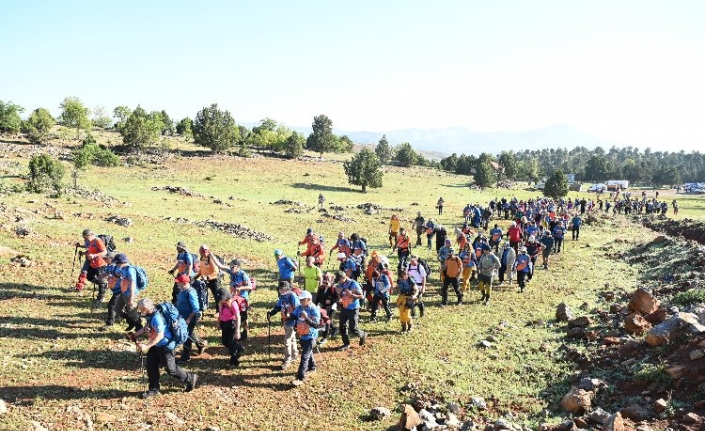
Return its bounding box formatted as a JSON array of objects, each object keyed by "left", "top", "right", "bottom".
[{"left": 1, "top": 1, "right": 704, "bottom": 151}]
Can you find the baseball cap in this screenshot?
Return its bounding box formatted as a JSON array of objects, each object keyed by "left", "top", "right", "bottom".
[
  {"left": 298, "top": 291, "right": 312, "bottom": 300},
  {"left": 113, "top": 253, "right": 129, "bottom": 264},
  {"left": 230, "top": 259, "right": 242, "bottom": 267},
  {"left": 175, "top": 274, "right": 190, "bottom": 284},
  {"left": 278, "top": 280, "right": 291, "bottom": 291},
  {"left": 334, "top": 271, "right": 346, "bottom": 282},
  {"left": 176, "top": 241, "right": 187, "bottom": 249},
  {"left": 274, "top": 249, "right": 283, "bottom": 257},
  {"left": 82, "top": 229, "right": 94, "bottom": 236}
]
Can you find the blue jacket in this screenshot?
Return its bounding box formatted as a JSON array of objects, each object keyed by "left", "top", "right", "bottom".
[
  {"left": 340, "top": 279, "right": 363, "bottom": 310},
  {"left": 290, "top": 304, "right": 321, "bottom": 341},
  {"left": 271, "top": 292, "right": 300, "bottom": 327},
  {"left": 226, "top": 269, "right": 251, "bottom": 300},
  {"left": 148, "top": 311, "right": 175, "bottom": 349},
  {"left": 277, "top": 256, "right": 297, "bottom": 280},
  {"left": 176, "top": 287, "right": 201, "bottom": 320}
]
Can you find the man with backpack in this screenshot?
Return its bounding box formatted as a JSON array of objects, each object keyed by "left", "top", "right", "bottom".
[
  {"left": 413, "top": 211, "right": 425, "bottom": 247},
  {"left": 441, "top": 249, "right": 464, "bottom": 306},
  {"left": 275, "top": 249, "right": 297, "bottom": 283},
  {"left": 488, "top": 224, "right": 503, "bottom": 253},
  {"left": 394, "top": 227, "right": 412, "bottom": 273},
  {"left": 388, "top": 214, "right": 401, "bottom": 249},
  {"left": 214, "top": 258, "right": 253, "bottom": 341},
  {"left": 193, "top": 245, "right": 223, "bottom": 311},
  {"left": 513, "top": 247, "right": 533, "bottom": 293},
  {"left": 552, "top": 221, "right": 565, "bottom": 253},
  {"left": 396, "top": 269, "right": 418, "bottom": 333},
  {"left": 571, "top": 214, "right": 582, "bottom": 240},
  {"left": 174, "top": 274, "right": 206, "bottom": 364},
  {"left": 507, "top": 222, "right": 522, "bottom": 253},
  {"left": 498, "top": 242, "right": 516, "bottom": 286},
  {"left": 424, "top": 218, "right": 436, "bottom": 250},
  {"left": 112, "top": 253, "right": 144, "bottom": 332},
  {"left": 289, "top": 291, "right": 321, "bottom": 387},
  {"left": 539, "top": 231, "right": 554, "bottom": 270},
  {"left": 477, "top": 246, "right": 501, "bottom": 305},
  {"left": 266, "top": 281, "right": 301, "bottom": 370},
  {"left": 169, "top": 242, "right": 196, "bottom": 305},
  {"left": 74, "top": 229, "right": 108, "bottom": 306},
  {"left": 131, "top": 298, "right": 197, "bottom": 399},
  {"left": 369, "top": 267, "right": 392, "bottom": 323},
  {"left": 334, "top": 271, "right": 367, "bottom": 351},
  {"left": 406, "top": 255, "right": 427, "bottom": 318}
]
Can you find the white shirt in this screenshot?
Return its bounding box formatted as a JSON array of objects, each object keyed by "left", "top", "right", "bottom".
[{"left": 407, "top": 262, "right": 427, "bottom": 285}]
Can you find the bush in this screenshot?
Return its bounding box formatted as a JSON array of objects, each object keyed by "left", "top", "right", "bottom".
[
  {"left": 672, "top": 288, "right": 705, "bottom": 306},
  {"left": 71, "top": 143, "right": 120, "bottom": 170},
  {"left": 28, "top": 154, "right": 65, "bottom": 193}
]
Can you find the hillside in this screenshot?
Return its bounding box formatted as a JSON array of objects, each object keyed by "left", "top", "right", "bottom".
[{"left": 0, "top": 138, "right": 704, "bottom": 431}]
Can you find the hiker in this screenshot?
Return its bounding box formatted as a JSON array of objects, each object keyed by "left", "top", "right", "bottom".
[
  {"left": 396, "top": 269, "right": 418, "bottom": 333},
  {"left": 300, "top": 234, "right": 325, "bottom": 268},
  {"left": 369, "top": 267, "right": 392, "bottom": 322},
  {"left": 459, "top": 242, "right": 477, "bottom": 295},
  {"left": 435, "top": 225, "right": 448, "bottom": 252},
  {"left": 329, "top": 232, "right": 351, "bottom": 266},
  {"left": 395, "top": 227, "right": 412, "bottom": 273},
  {"left": 266, "top": 281, "right": 300, "bottom": 370},
  {"left": 498, "top": 242, "right": 516, "bottom": 286},
  {"left": 302, "top": 256, "right": 323, "bottom": 300},
  {"left": 132, "top": 298, "right": 198, "bottom": 399},
  {"left": 441, "top": 248, "right": 464, "bottom": 305},
  {"left": 289, "top": 291, "right": 321, "bottom": 387},
  {"left": 274, "top": 249, "right": 298, "bottom": 283},
  {"left": 424, "top": 218, "right": 436, "bottom": 250},
  {"left": 413, "top": 211, "right": 425, "bottom": 247},
  {"left": 168, "top": 241, "right": 196, "bottom": 304},
  {"left": 112, "top": 253, "right": 143, "bottom": 332},
  {"left": 514, "top": 246, "right": 532, "bottom": 293},
  {"left": 477, "top": 245, "right": 501, "bottom": 305},
  {"left": 318, "top": 193, "right": 325, "bottom": 209},
  {"left": 463, "top": 204, "right": 472, "bottom": 223},
  {"left": 524, "top": 236, "right": 543, "bottom": 280},
  {"left": 349, "top": 233, "right": 368, "bottom": 271},
  {"left": 314, "top": 272, "right": 339, "bottom": 344},
  {"left": 334, "top": 271, "right": 368, "bottom": 351},
  {"left": 507, "top": 222, "right": 522, "bottom": 253},
  {"left": 74, "top": 229, "right": 108, "bottom": 305},
  {"left": 388, "top": 214, "right": 401, "bottom": 249},
  {"left": 213, "top": 258, "right": 252, "bottom": 341},
  {"left": 217, "top": 290, "right": 243, "bottom": 367},
  {"left": 192, "top": 244, "right": 223, "bottom": 310},
  {"left": 101, "top": 253, "right": 123, "bottom": 329},
  {"left": 298, "top": 228, "right": 318, "bottom": 257},
  {"left": 437, "top": 197, "right": 444, "bottom": 215},
  {"left": 437, "top": 238, "right": 454, "bottom": 284},
  {"left": 174, "top": 274, "right": 206, "bottom": 364},
  {"left": 552, "top": 221, "right": 565, "bottom": 253},
  {"left": 488, "top": 224, "right": 503, "bottom": 253},
  {"left": 540, "top": 231, "right": 554, "bottom": 270},
  {"left": 570, "top": 214, "right": 582, "bottom": 240},
  {"left": 406, "top": 255, "right": 427, "bottom": 318}
]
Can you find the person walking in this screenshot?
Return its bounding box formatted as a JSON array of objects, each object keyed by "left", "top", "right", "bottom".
[
  {"left": 476, "top": 246, "right": 500, "bottom": 305},
  {"left": 406, "top": 255, "right": 427, "bottom": 318},
  {"left": 441, "top": 249, "right": 463, "bottom": 305},
  {"left": 174, "top": 274, "right": 206, "bottom": 364},
  {"left": 266, "top": 281, "right": 300, "bottom": 370},
  {"left": 395, "top": 269, "right": 418, "bottom": 333},
  {"left": 217, "top": 290, "right": 243, "bottom": 367},
  {"left": 73, "top": 229, "right": 108, "bottom": 306},
  {"left": 289, "top": 291, "right": 321, "bottom": 387},
  {"left": 498, "top": 242, "right": 516, "bottom": 286},
  {"left": 274, "top": 249, "right": 298, "bottom": 283},
  {"left": 334, "top": 271, "right": 368, "bottom": 351},
  {"left": 193, "top": 245, "right": 223, "bottom": 310}
]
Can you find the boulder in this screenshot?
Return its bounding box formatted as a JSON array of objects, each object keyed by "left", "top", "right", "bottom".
[
  {"left": 399, "top": 404, "right": 423, "bottom": 431},
  {"left": 446, "top": 413, "right": 461, "bottom": 429},
  {"left": 561, "top": 386, "right": 593, "bottom": 414},
  {"left": 628, "top": 288, "right": 659, "bottom": 315},
  {"left": 557, "top": 303, "right": 575, "bottom": 322},
  {"left": 652, "top": 234, "right": 669, "bottom": 243},
  {"left": 370, "top": 406, "right": 391, "bottom": 421},
  {"left": 0, "top": 399, "right": 6, "bottom": 415},
  {"left": 566, "top": 327, "right": 586, "bottom": 339},
  {"left": 471, "top": 397, "right": 487, "bottom": 410},
  {"left": 683, "top": 412, "right": 702, "bottom": 423},
  {"left": 643, "top": 309, "right": 668, "bottom": 325},
  {"left": 588, "top": 407, "right": 611, "bottom": 424},
  {"left": 538, "top": 421, "right": 575, "bottom": 431},
  {"left": 653, "top": 398, "right": 668, "bottom": 414},
  {"left": 691, "top": 349, "right": 705, "bottom": 361},
  {"left": 568, "top": 316, "right": 592, "bottom": 328},
  {"left": 601, "top": 412, "right": 624, "bottom": 431},
  {"left": 447, "top": 402, "right": 461, "bottom": 415},
  {"left": 578, "top": 377, "right": 607, "bottom": 392},
  {"left": 620, "top": 404, "right": 654, "bottom": 422},
  {"left": 645, "top": 312, "right": 705, "bottom": 346},
  {"left": 624, "top": 313, "right": 652, "bottom": 335}
]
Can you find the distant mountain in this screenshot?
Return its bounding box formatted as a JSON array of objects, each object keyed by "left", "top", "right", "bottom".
[{"left": 244, "top": 122, "right": 615, "bottom": 159}]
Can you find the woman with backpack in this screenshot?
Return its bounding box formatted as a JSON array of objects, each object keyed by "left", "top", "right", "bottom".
[
  {"left": 218, "top": 290, "right": 243, "bottom": 367},
  {"left": 193, "top": 244, "right": 223, "bottom": 311},
  {"left": 396, "top": 269, "right": 418, "bottom": 333}
]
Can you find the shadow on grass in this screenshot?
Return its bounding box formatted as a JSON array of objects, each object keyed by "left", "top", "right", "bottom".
[
  {"left": 291, "top": 183, "right": 359, "bottom": 193},
  {"left": 0, "top": 385, "right": 129, "bottom": 404}
]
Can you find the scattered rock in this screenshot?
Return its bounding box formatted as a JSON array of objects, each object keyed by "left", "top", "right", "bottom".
[
  {"left": 653, "top": 398, "right": 668, "bottom": 414},
  {"left": 399, "top": 404, "right": 423, "bottom": 431},
  {"left": 573, "top": 417, "right": 588, "bottom": 428},
  {"left": 193, "top": 219, "right": 273, "bottom": 242},
  {"left": 479, "top": 340, "right": 493, "bottom": 348},
  {"left": 322, "top": 213, "right": 356, "bottom": 223},
  {"left": 588, "top": 407, "right": 611, "bottom": 424},
  {"left": 470, "top": 397, "right": 487, "bottom": 410},
  {"left": 691, "top": 349, "right": 705, "bottom": 360},
  {"left": 561, "top": 386, "right": 593, "bottom": 414},
  {"left": 628, "top": 288, "right": 659, "bottom": 315},
  {"left": 566, "top": 327, "right": 586, "bottom": 339},
  {"left": 0, "top": 398, "right": 6, "bottom": 415},
  {"left": 152, "top": 185, "right": 203, "bottom": 197},
  {"left": 624, "top": 313, "right": 652, "bottom": 335},
  {"left": 645, "top": 312, "right": 705, "bottom": 346},
  {"left": 370, "top": 406, "right": 391, "bottom": 421},
  {"left": 447, "top": 402, "right": 461, "bottom": 415},
  {"left": 31, "top": 421, "right": 49, "bottom": 431},
  {"left": 556, "top": 303, "right": 575, "bottom": 321},
  {"left": 568, "top": 316, "right": 592, "bottom": 328},
  {"left": 164, "top": 411, "right": 184, "bottom": 425},
  {"left": 620, "top": 403, "right": 654, "bottom": 422},
  {"left": 539, "top": 341, "right": 551, "bottom": 352},
  {"left": 578, "top": 377, "right": 607, "bottom": 392},
  {"left": 105, "top": 214, "right": 133, "bottom": 227},
  {"left": 95, "top": 412, "right": 116, "bottom": 422},
  {"left": 486, "top": 335, "right": 498, "bottom": 342},
  {"left": 494, "top": 419, "right": 512, "bottom": 430},
  {"left": 460, "top": 420, "right": 476, "bottom": 431},
  {"left": 205, "top": 426, "right": 221, "bottom": 431},
  {"left": 601, "top": 412, "right": 624, "bottom": 431},
  {"left": 123, "top": 237, "right": 133, "bottom": 243},
  {"left": 643, "top": 309, "right": 668, "bottom": 325},
  {"left": 15, "top": 226, "right": 32, "bottom": 237},
  {"left": 10, "top": 255, "right": 32, "bottom": 267},
  {"left": 610, "top": 303, "right": 623, "bottom": 314},
  {"left": 683, "top": 412, "right": 701, "bottom": 423},
  {"left": 446, "top": 413, "right": 461, "bottom": 429},
  {"left": 652, "top": 234, "right": 670, "bottom": 243}
]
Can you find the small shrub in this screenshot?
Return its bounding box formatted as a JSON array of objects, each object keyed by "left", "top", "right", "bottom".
[
  {"left": 71, "top": 143, "right": 120, "bottom": 169},
  {"left": 28, "top": 154, "right": 65, "bottom": 193},
  {"left": 672, "top": 288, "right": 705, "bottom": 306}
]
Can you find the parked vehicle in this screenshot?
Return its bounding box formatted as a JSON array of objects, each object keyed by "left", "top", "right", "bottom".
[{"left": 588, "top": 183, "right": 607, "bottom": 192}]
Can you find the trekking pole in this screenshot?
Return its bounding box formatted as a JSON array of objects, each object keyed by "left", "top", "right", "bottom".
[
  {"left": 138, "top": 350, "right": 146, "bottom": 393},
  {"left": 71, "top": 246, "right": 79, "bottom": 278},
  {"left": 267, "top": 317, "right": 272, "bottom": 360}
]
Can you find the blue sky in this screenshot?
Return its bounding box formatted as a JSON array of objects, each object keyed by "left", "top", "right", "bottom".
[{"left": 1, "top": 1, "right": 704, "bottom": 150}]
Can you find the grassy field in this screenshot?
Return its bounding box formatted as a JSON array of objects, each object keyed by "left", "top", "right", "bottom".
[{"left": 0, "top": 138, "right": 703, "bottom": 430}]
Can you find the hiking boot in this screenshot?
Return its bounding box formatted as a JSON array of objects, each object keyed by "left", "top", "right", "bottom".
[
  {"left": 386, "top": 315, "right": 392, "bottom": 322},
  {"left": 307, "top": 367, "right": 317, "bottom": 373},
  {"left": 176, "top": 356, "right": 191, "bottom": 365},
  {"left": 407, "top": 324, "right": 413, "bottom": 333},
  {"left": 141, "top": 389, "right": 160, "bottom": 399},
  {"left": 337, "top": 344, "right": 350, "bottom": 352},
  {"left": 359, "top": 332, "right": 367, "bottom": 346},
  {"left": 281, "top": 360, "right": 293, "bottom": 370},
  {"left": 401, "top": 323, "right": 407, "bottom": 333},
  {"left": 185, "top": 374, "right": 198, "bottom": 392},
  {"left": 318, "top": 338, "right": 327, "bottom": 346},
  {"left": 291, "top": 379, "right": 304, "bottom": 387},
  {"left": 229, "top": 357, "right": 240, "bottom": 367},
  {"left": 196, "top": 341, "right": 207, "bottom": 356}
]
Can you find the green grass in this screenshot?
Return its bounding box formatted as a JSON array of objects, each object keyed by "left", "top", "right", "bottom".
[{"left": 0, "top": 136, "right": 695, "bottom": 430}]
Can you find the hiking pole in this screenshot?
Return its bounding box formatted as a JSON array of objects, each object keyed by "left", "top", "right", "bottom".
[
  {"left": 138, "top": 350, "right": 146, "bottom": 393},
  {"left": 267, "top": 317, "right": 272, "bottom": 360},
  {"left": 71, "top": 246, "right": 79, "bottom": 278}
]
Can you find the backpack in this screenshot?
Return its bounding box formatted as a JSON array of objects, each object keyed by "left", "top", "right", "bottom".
[
  {"left": 417, "top": 257, "right": 432, "bottom": 277},
  {"left": 97, "top": 234, "right": 116, "bottom": 253},
  {"left": 155, "top": 302, "right": 189, "bottom": 347},
  {"left": 191, "top": 279, "right": 209, "bottom": 311},
  {"left": 133, "top": 266, "right": 148, "bottom": 291},
  {"left": 189, "top": 253, "right": 200, "bottom": 273}
]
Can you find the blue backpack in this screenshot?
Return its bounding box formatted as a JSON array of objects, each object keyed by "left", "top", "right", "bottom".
[
  {"left": 133, "top": 266, "right": 148, "bottom": 291},
  {"left": 190, "top": 279, "right": 209, "bottom": 311},
  {"left": 155, "top": 302, "right": 188, "bottom": 347}
]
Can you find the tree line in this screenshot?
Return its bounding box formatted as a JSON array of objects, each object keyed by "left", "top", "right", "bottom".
[{"left": 440, "top": 146, "right": 705, "bottom": 187}]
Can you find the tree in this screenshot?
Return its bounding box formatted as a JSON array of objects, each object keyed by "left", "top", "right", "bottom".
[
  {"left": 92, "top": 106, "right": 112, "bottom": 129},
  {"left": 59, "top": 97, "right": 91, "bottom": 140},
  {"left": 306, "top": 115, "right": 334, "bottom": 156},
  {"left": 0, "top": 101, "right": 24, "bottom": 135},
  {"left": 498, "top": 151, "right": 518, "bottom": 180},
  {"left": 440, "top": 153, "right": 458, "bottom": 172},
  {"left": 284, "top": 132, "right": 305, "bottom": 159},
  {"left": 544, "top": 169, "right": 569, "bottom": 200},
  {"left": 192, "top": 104, "right": 240, "bottom": 153},
  {"left": 120, "top": 106, "right": 162, "bottom": 150},
  {"left": 175, "top": 117, "right": 193, "bottom": 139},
  {"left": 113, "top": 106, "right": 131, "bottom": 131},
  {"left": 336, "top": 135, "right": 354, "bottom": 153},
  {"left": 395, "top": 142, "right": 418, "bottom": 167},
  {"left": 375, "top": 135, "right": 394, "bottom": 164},
  {"left": 28, "top": 153, "right": 65, "bottom": 193},
  {"left": 474, "top": 160, "right": 497, "bottom": 187},
  {"left": 22, "top": 108, "right": 55, "bottom": 144},
  {"left": 343, "top": 148, "right": 383, "bottom": 193},
  {"left": 584, "top": 155, "right": 609, "bottom": 182}
]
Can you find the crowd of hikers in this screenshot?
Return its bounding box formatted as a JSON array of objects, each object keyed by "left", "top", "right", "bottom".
[{"left": 71, "top": 190, "right": 672, "bottom": 397}]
